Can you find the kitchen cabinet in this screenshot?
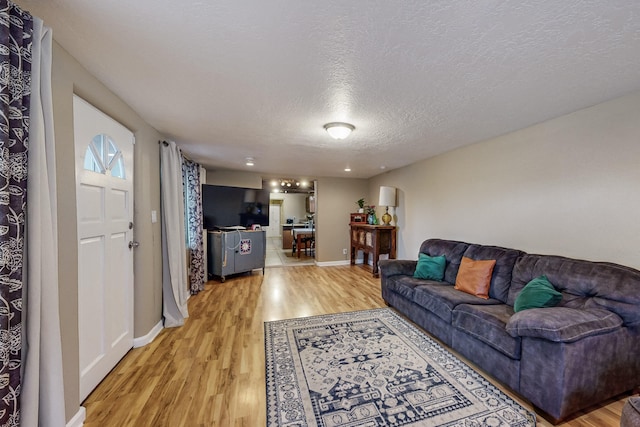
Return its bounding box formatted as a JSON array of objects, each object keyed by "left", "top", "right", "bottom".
[{"left": 282, "top": 225, "right": 294, "bottom": 249}]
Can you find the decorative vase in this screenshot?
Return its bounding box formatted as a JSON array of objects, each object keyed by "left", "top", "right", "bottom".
[
  {"left": 367, "top": 214, "right": 374, "bottom": 224},
  {"left": 358, "top": 208, "right": 364, "bottom": 213}
]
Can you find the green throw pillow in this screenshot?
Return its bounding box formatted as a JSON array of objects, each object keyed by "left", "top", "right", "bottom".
[
  {"left": 514, "top": 275, "right": 562, "bottom": 312},
  {"left": 413, "top": 254, "right": 446, "bottom": 281}
]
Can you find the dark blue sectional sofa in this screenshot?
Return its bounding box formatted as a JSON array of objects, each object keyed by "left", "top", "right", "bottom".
[{"left": 379, "top": 238, "right": 640, "bottom": 423}]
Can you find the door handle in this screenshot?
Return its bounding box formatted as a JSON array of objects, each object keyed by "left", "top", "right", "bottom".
[{"left": 128, "top": 241, "right": 140, "bottom": 249}]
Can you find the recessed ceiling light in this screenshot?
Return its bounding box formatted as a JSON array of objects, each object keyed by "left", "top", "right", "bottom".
[
  {"left": 245, "top": 157, "right": 254, "bottom": 166},
  {"left": 380, "top": 165, "right": 387, "bottom": 170},
  {"left": 344, "top": 167, "right": 351, "bottom": 172}
]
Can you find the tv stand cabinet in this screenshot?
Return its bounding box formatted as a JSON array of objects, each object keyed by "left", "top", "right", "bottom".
[{"left": 207, "top": 230, "right": 266, "bottom": 282}]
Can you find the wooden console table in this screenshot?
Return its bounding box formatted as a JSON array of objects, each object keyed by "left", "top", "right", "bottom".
[{"left": 350, "top": 224, "right": 396, "bottom": 277}]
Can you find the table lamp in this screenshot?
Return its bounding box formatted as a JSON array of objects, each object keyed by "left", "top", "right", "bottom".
[{"left": 378, "top": 186, "right": 397, "bottom": 226}]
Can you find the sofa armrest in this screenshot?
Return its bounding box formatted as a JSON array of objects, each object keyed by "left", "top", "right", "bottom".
[
  {"left": 506, "top": 307, "right": 623, "bottom": 343},
  {"left": 379, "top": 259, "right": 417, "bottom": 280}
]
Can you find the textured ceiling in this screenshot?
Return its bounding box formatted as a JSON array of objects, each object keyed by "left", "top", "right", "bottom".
[{"left": 17, "top": 0, "right": 640, "bottom": 179}]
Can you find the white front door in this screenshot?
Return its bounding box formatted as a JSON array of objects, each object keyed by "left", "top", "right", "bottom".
[{"left": 73, "top": 95, "right": 135, "bottom": 402}]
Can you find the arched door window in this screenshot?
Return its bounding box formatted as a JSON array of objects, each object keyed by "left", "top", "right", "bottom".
[{"left": 83, "top": 133, "right": 126, "bottom": 179}]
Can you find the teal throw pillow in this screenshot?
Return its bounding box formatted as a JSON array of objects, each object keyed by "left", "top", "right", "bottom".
[
  {"left": 413, "top": 254, "right": 446, "bottom": 281},
  {"left": 514, "top": 275, "right": 562, "bottom": 312}
]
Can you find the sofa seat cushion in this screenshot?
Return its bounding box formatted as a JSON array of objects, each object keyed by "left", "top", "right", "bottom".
[
  {"left": 413, "top": 284, "right": 501, "bottom": 324},
  {"left": 506, "top": 307, "right": 623, "bottom": 343},
  {"left": 452, "top": 304, "right": 521, "bottom": 359}
]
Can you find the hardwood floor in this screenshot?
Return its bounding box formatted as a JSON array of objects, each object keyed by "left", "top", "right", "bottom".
[{"left": 83, "top": 265, "right": 630, "bottom": 426}]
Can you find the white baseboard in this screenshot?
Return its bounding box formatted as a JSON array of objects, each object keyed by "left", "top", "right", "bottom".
[
  {"left": 315, "top": 260, "right": 351, "bottom": 267},
  {"left": 66, "top": 406, "right": 85, "bottom": 427},
  {"left": 315, "top": 256, "right": 369, "bottom": 267},
  {"left": 133, "top": 320, "right": 163, "bottom": 348}
]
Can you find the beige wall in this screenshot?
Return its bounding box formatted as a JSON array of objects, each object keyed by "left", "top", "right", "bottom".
[
  {"left": 316, "top": 177, "right": 369, "bottom": 263},
  {"left": 270, "top": 192, "right": 309, "bottom": 222},
  {"left": 206, "top": 169, "right": 263, "bottom": 188},
  {"left": 49, "top": 41, "right": 163, "bottom": 420},
  {"left": 369, "top": 91, "right": 640, "bottom": 270},
  {"left": 281, "top": 193, "right": 309, "bottom": 222}
]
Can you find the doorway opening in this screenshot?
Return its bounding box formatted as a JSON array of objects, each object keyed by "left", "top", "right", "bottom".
[{"left": 264, "top": 179, "right": 316, "bottom": 267}]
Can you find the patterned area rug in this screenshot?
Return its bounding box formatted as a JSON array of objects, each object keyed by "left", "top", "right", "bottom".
[{"left": 265, "top": 308, "right": 536, "bottom": 427}]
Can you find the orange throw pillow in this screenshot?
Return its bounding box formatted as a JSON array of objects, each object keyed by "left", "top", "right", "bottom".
[{"left": 454, "top": 256, "right": 496, "bottom": 299}]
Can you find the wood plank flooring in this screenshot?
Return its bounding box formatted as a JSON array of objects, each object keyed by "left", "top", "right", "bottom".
[{"left": 83, "top": 265, "right": 631, "bottom": 426}]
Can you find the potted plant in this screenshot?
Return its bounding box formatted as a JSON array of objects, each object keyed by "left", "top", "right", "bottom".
[{"left": 356, "top": 198, "right": 366, "bottom": 213}]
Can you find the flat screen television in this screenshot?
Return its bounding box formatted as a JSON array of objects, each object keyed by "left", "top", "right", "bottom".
[{"left": 202, "top": 184, "right": 270, "bottom": 229}]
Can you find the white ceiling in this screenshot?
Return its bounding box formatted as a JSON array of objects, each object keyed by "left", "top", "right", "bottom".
[{"left": 19, "top": 0, "right": 640, "bottom": 179}]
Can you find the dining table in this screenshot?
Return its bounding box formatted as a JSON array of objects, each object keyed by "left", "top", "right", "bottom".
[{"left": 292, "top": 228, "right": 315, "bottom": 258}]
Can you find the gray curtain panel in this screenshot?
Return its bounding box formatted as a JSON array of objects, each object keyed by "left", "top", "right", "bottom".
[
  {"left": 160, "top": 141, "right": 189, "bottom": 327},
  {"left": 21, "top": 15, "right": 66, "bottom": 427}
]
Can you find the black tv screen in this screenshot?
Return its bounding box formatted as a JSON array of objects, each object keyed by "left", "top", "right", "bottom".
[{"left": 202, "top": 184, "right": 270, "bottom": 229}]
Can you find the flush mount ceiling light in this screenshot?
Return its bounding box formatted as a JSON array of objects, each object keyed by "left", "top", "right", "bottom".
[{"left": 324, "top": 122, "right": 355, "bottom": 140}]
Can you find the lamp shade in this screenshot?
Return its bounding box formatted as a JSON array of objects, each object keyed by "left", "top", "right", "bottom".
[{"left": 379, "top": 186, "right": 396, "bottom": 207}]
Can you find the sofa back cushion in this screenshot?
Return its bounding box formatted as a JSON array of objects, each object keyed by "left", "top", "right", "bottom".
[
  {"left": 462, "top": 244, "right": 524, "bottom": 303},
  {"left": 509, "top": 254, "right": 640, "bottom": 326},
  {"left": 419, "top": 239, "right": 469, "bottom": 284}
]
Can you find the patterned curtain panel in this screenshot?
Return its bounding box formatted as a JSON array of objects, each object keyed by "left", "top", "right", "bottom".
[
  {"left": 182, "top": 159, "right": 205, "bottom": 294},
  {"left": 0, "top": 1, "right": 32, "bottom": 424}
]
